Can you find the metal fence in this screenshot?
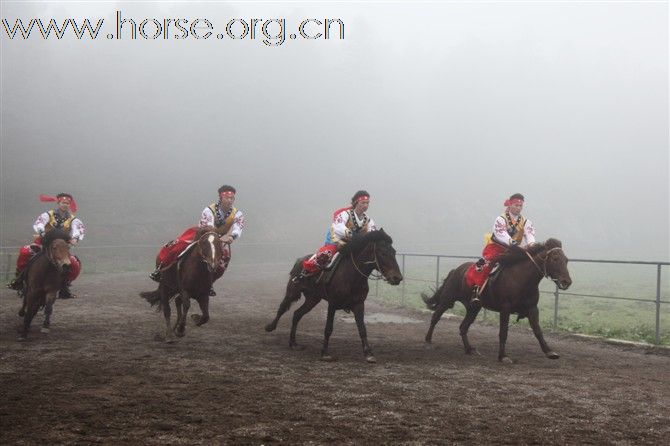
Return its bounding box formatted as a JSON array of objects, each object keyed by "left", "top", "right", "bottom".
[{"left": 377, "top": 254, "right": 669, "bottom": 345}]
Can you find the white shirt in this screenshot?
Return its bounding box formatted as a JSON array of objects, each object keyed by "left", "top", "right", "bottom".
[
  {"left": 329, "top": 209, "right": 376, "bottom": 245},
  {"left": 199, "top": 207, "right": 245, "bottom": 239},
  {"left": 33, "top": 212, "right": 85, "bottom": 241},
  {"left": 492, "top": 214, "right": 535, "bottom": 247}
]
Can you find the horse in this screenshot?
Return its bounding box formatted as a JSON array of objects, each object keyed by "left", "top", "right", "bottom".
[
  {"left": 17, "top": 229, "right": 72, "bottom": 341},
  {"left": 265, "top": 229, "right": 403, "bottom": 363},
  {"left": 422, "top": 238, "right": 572, "bottom": 363},
  {"left": 140, "top": 226, "right": 224, "bottom": 342}
]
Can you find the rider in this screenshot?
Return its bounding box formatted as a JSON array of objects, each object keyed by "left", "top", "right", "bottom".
[
  {"left": 7, "top": 193, "right": 85, "bottom": 299},
  {"left": 465, "top": 193, "right": 536, "bottom": 306},
  {"left": 150, "top": 185, "right": 245, "bottom": 296},
  {"left": 294, "top": 190, "right": 376, "bottom": 282}
]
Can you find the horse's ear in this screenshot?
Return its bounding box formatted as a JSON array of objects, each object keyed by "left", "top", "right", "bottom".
[{"left": 545, "top": 238, "right": 562, "bottom": 249}]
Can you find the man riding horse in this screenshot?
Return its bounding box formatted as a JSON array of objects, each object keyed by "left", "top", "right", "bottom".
[
  {"left": 293, "top": 190, "right": 376, "bottom": 282},
  {"left": 150, "top": 185, "right": 245, "bottom": 296},
  {"left": 7, "top": 193, "right": 84, "bottom": 299},
  {"left": 465, "top": 193, "right": 536, "bottom": 305}
]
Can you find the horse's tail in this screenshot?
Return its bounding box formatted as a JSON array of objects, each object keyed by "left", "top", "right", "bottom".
[
  {"left": 140, "top": 289, "right": 162, "bottom": 310},
  {"left": 421, "top": 269, "right": 455, "bottom": 310}
]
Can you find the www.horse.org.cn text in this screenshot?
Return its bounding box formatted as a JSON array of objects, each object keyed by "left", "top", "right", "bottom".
[{"left": 1, "top": 11, "right": 346, "bottom": 46}]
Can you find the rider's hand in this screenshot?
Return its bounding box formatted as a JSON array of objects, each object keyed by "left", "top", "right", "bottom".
[
  {"left": 69, "top": 238, "right": 78, "bottom": 245},
  {"left": 220, "top": 235, "right": 233, "bottom": 244}
]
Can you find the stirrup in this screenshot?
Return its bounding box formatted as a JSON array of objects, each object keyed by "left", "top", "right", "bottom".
[
  {"left": 149, "top": 269, "right": 161, "bottom": 282},
  {"left": 209, "top": 287, "right": 216, "bottom": 297},
  {"left": 59, "top": 286, "right": 76, "bottom": 299},
  {"left": 7, "top": 278, "right": 23, "bottom": 291}
]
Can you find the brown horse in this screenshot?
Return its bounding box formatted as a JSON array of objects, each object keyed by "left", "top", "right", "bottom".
[
  {"left": 140, "top": 226, "right": 224, "bottom": 342},
  {"left": 265, "top": 229, "right": 403, "bottom": 362},
  {"left": 422, "top": 238, "right": 572, "bottom": 363},
  {"left": 17, "top": 229, "right": 72, "bottom": 341}
]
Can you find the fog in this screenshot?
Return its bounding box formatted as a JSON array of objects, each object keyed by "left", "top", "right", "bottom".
[{"left": 1, "top": 1, "right": 668, "bottom": 262}]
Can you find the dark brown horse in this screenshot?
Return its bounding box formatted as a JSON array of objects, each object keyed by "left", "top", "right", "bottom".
[
  {"left": 17, "top": 229, "right": 72, "bottom": 341},
  {"left": 423, "top": 238, "right": 572, "bottom": 363},
  {"left": 265, "top": 229, "right": 403, "bottom": 362},
  {"left": 141, "top": 226, "right": 224, "bottom": 342}
]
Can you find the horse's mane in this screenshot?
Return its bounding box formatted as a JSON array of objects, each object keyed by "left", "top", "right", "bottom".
[
  {"left": 495, "top": 238, "right": 563, "bottom": 266},
  {"left": 195, "top": 226, "right": 217, "bottom": 239},
  {"left": 42, "top": 228, "right": 70, "bottom": 246},
  {"left": 340, "top": 229, "right": 393, "bottom": 255}
]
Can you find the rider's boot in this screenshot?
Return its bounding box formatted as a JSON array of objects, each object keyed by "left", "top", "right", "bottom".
[
  {"left": 7, "top": 269, "right": 25, "bottom": 291},
  {"left": 59, "top": 282, "right": 76, "bottom": 299}
]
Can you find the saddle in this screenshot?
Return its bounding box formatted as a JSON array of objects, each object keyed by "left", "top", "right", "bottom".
[{"left": 315, "top": 252, "right": 343, "bottom": 285}]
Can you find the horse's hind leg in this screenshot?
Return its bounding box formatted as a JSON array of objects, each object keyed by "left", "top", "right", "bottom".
[
  {"left": 425, "top": 301, "right": 450, "bottom": 344},
  {"left": 191, "top": 296, "right": 210, "bottom": 326},
  {"left": 19, "top": 292, "right": 40, "bottom": 341},
  {"left": 289, "top": 295, "right": 320, "bottom": 349},
  {"left": 41, "top": 292, "right": 58, "bottom": 334},
  {"left": 459, "top": 303, "right": 482, "bottom": 355},
  {"left": 497, "top": 306, "right": 512, "bottom": 363},
  {"left": 161, "top": 290, "right": 175, "bottom": 343},
  {"left": 265, "top": 282, "right": 301, "bottom": 332},
  {"left": 352, "top": 302, "right": 376, "bottom": 363},
  {"left": 320, "top": 304, "right": 337, "bottom": 361},
  {"left": 527, "top": 306, "right": 559, "bottom": 359}
]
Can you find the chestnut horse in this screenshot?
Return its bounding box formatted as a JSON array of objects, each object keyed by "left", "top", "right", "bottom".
[
  {"left": 265, "top": 229, "right": 403, "bottom": 362},
  {"left": 17, "top": 229, "right": 72, "bottom": 341},
  {"left": 141, "top": 226, "right": 224, "bottom": 342},
  {"left": 422, "top": 238, "right": 572, "bottom": 363}
]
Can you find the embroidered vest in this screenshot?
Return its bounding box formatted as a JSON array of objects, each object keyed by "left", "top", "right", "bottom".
[
  {"left": 45, "top": 210, "right": 75, "bottom": 234},
  {"left": 501, "top": 213, "right": 526, "bottom": 245},
  {"left": 208, "top": 203, "right": 237, "bottom": 233},
  {"left": 345, "top": 209, "right": 370, "bottom": 234}
]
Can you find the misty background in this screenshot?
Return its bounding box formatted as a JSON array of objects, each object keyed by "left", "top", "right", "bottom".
[{"left": 1, "top": 1, "right": 668, "bottom": 267}]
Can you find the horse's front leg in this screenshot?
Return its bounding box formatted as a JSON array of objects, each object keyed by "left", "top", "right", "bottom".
[
  {"left": 289, "top": 295, "right": 320, "bottom": 350},
  {"left": 498, "top": 304, "right": 512, "bottom": 363},
  {"left": 191, "top": 296, "right": 210, "bottom": 326},
  {"left": 41, "top": 290, "right": 58, "bottom": 334},
  {"left": 352, "top": 302, "right": 376, "bottom": 363},
  {"left": 459, "top": 302, "right": 482, "bottom": 355},
  {"left": 19, "top": 290, "right": 40, "bottom": 341},
  {"left": 175, "top": 292, "right": 190, "bottom": 337},
  {"left": 527, "top": 306, "right": 559, "bottom": 359},
  {"left": 320, "top": 304, "right": 337, "bottom": 361}
]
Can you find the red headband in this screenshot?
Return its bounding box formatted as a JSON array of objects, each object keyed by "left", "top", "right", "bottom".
[
  {"left": 504, "top": 198, "right": 524, "bottom": 207},
  {"left": 39, "top": 194, "right": 77, "bottom": 213},
  {"left": 219, "top": 191, "right": 235, "bottom": 198},
  {"left": 355, "top": 195, "right": 370, "bottom": 204}
]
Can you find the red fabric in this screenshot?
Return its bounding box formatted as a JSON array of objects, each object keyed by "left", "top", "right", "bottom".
[
  {"left": 302, "top": 244, "right": 338, "bottom": 273},
  {"left": 503, "top": 198, "right": 523, "bottom": 207},
  {"left": 156, "top": 227, "right": 230, "bottom": 277},
  {"left": 67, "top": 255, "right": 81, "bottom": 282},
  {"left": 465, "top": 243, "right": 508, "bottom": 288}
]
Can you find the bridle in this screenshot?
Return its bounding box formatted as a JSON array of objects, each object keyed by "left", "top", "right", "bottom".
[
  {"left": 525, "top": 247, "right": 565, "bottom": 280},
  {"left": 45, "top": 239, "right": 70, "bottom": 272},
  {"left": 350, "top": 242, "right": 387, "bottom": 281}
]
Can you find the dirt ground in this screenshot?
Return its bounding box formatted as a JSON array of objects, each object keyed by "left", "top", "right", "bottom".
[{"left": 1, "top": 265, "right": 669, "bottom": 445}]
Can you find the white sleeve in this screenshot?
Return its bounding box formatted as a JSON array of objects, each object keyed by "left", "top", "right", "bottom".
[
  {"left": 523, "top": 219, "right": 536, "bottom": 246},
  {"left": 331, "top": 210, "right": 350, "bottom": 240},
  {"left": 71, "top": 218, "right": 86, "bottom": 241},
  {"left": 33, "top": 212, "right": 49, "bottom": 235},
  {"left": 368, "top": 218, "right": 377, "bottom": 231},
  {"left": 231, "top": 210, "right": 245, "bottom": 239},
  {"left": 493, "top": 216, "right": 513, "bottom": 246},
  {"left": 199, "top": 207, "right": 215, "bottom": 227}
]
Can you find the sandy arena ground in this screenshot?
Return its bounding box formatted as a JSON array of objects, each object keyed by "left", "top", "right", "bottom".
[{"left": 1, "top": 265, "right": 669, "bottom": 445}]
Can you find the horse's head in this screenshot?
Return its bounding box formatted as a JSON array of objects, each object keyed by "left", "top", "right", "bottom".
[
  {"left": 43, "top": 229, "right": 71, "bottom": 273},
  {"left": 196, "top": 227, "right": 223, "bottom": 273},
  {"left": 370, "top": 229, "right": 403, "bottom": 285},
  {"left": 542, "top": 238, "right": 572, "bottom": 290}
]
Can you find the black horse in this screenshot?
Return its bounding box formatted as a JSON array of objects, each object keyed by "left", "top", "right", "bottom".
[
  {"left": 265, "top": 229, "right": 403, "bottom": 362},
  {"left": 423, "top": 238, "right": 572, "bottom": 363}
]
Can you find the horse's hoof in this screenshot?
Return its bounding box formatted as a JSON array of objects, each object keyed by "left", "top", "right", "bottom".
[
  {"left": 264, "top": 323, "right": 277, "bottom": 332},
  {"left": 546, "top": 351, "right": 560, "bottom": 360},
  {"left": 320, "top": 354, "right": 336, "bottom": 362},
  {"left": 191, "top": 314, "right": 201, "bottom": 323},
  {"left": 290, "top": 344, "right": 305, "bottom": 351},
  {"left": 165, "top": 337, "right": 176, "bottom": 344},
  {"left": 18, "top": 309, "right": 25, "bottom": 317},
  {"left": 40, "top": 327, "right": 50, "bottom": 334},
  {"left": 17, "top": 335, "right": 27, "bottom": 342},
  {"left": 500, "top": 356, "right": 514, "bottom": 364},
  {"left": 365, "top": 355, "right": 377, "bottom": 364},
  {"left": 175, "top": 331, "right": 185, "bottom": 338},
  {"left": 465, "top": 348, "right": 481, "bottom": 356}
]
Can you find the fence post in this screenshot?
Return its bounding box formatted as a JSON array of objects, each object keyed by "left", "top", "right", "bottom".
[
  {"left": 435, "top": 256, "right": 440, "bottom": 290},
  {"left": 553, "top": 283, "right": 560, "bottom": 329},
  {"left": 375, "top": 277, "right": 379, "bottom": 299},
  {"left": 401, "top": 254, "right": 406, "bottom": 307},
  {"left": 656, "top": 264, "right": 662, "bottom": 345},
  {"left": 4, "top": 253, "right": 11, "bottom": 281}
]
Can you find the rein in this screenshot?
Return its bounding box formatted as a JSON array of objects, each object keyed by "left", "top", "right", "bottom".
[
  {"left": 525, "top": 247, "right": 564, "bottom": 279},
  {"left": 350, "top": 243, "right": 386, "bottom": 281}
]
